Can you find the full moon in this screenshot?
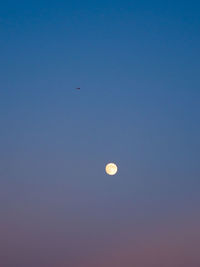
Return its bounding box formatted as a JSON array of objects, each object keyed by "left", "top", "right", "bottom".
[{"left": 105, "top": 163, "right": 118, "bottom": 175}]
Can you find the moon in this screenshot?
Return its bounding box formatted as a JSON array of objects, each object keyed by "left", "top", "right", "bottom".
[{"left": 105, "top": 163, "right": 118, "bottom": 175}]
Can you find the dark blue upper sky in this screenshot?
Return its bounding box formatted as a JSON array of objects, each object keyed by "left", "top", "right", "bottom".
[{"left": 0, "top": 1, "right": 200, "bottom": 266}]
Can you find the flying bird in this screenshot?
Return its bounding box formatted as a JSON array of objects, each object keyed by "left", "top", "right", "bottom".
[{"left": 76, "top": 87, "right": 80, "bottom": 90}]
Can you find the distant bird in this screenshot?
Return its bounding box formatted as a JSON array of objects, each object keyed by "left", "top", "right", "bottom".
[{"left": 76, "top": 87, "right": 80, "bottom": 90}]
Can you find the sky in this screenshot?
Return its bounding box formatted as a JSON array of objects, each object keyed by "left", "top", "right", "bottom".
[{"left": 0, "top": 0, "right": 200, "bottom": 266}]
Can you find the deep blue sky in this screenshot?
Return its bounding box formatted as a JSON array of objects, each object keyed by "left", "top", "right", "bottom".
[{"left": 1, "top": 1, "right": 200, "bottom": 266}]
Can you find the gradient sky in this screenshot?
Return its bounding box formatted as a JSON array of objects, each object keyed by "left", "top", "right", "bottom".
[{"left": 1, "top": 1, "right": 200, "bottom": 266}]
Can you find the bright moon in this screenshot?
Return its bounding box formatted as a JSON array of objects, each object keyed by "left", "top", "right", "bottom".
[{"left": 105, "top": 163, "right": 118, "bottom": 175}]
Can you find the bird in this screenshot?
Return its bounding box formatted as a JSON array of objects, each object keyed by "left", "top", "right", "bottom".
[{"left": 76, "top": 87, "right": 80, "bottom": 90}]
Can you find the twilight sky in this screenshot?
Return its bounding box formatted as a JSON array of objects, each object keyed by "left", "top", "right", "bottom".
[{"left": 0, "top": 1, "right": 200, "bottom": 266}]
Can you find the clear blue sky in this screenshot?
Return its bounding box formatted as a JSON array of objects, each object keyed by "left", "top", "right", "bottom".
[{"left": 1, "top": 1, "right": 200, "bottom": 266}]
